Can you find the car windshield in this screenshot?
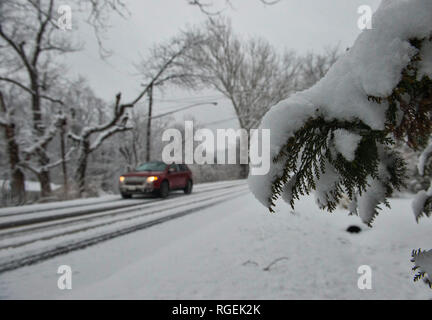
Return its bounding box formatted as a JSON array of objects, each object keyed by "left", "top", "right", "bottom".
[{"left": 136, "top": 162, "right": 167, "bottom": 172}]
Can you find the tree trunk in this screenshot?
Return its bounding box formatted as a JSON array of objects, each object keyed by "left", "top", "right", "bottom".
[
  {"left": 0, "top": 92, "right": 25, "bottom": 203},
  {"left": 5, "top": 124, "right": 26, "bottom": 203},
  {"left": 36, "top": 151, "right": 52, "bottom": 197},
  {"left": 75, "top": 143, "right": 90, "bottom": 197},
  {"left": 31, "top": 76, "right": 52, "bottom": 197},
  {"left": 240, "top": 163, "right": 249, "bottom": 179},
  {"left": 239, "top": 129, "right": 250, "bottom": 179},
  {"left": 38, "top": 169, "right": 52, "bottom": 198},
  {"left": 60, "top": 121, "right": 69, "bottom": 197}
]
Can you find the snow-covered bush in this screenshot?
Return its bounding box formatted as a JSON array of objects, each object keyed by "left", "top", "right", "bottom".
[{"left": 248, "top": 0, "right": 432, "bottom": 287}]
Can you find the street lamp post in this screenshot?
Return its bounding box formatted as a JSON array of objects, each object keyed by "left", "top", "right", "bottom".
[{"left": 145, "top": 84, "right": 154, "bottom": 162}]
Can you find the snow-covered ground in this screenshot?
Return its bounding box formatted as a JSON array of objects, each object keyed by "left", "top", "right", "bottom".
[
  {"left": 0, "top": 185, "right": 431, "bottom": 299},
  {"left": 0, "top": 180, "right": 61, "bottom": 193}
]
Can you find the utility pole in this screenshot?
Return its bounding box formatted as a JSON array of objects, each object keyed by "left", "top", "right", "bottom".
[
  {"left": 59, "top": 117, "right": 68, "bottom": 198},
  {"left": 142, "top": 98, "right": 217, "bottom": 163},
  {"left": 145, "top": 83, "right": 153, "bottom": 162}
]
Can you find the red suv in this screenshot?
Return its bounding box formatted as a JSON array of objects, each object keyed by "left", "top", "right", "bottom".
[{"left": 119, "top": 161, "right": 193, "bottom": 199}]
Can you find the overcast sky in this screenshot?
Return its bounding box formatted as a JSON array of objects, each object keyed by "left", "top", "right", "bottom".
[{"left": 65, "top": 0, "right": 381, "bottom": 129}]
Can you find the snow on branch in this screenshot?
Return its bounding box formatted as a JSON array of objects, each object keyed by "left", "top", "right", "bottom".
[
  {"left": 418, "top": 140, "right": 432, "bottom": 176},
  {"left": 69, "top": 94, "right": 133, "bottom": 153},
  {"left": 18, "top": 146, "right": 76, "bottom": 175},
  {"left": 23, "top": 114, "right": 66, "bottom": 155},
  {"left": 81, "top": 37, "right": 195, "bottom": 138},
  {"left": 89, "top": 123, "right": 133, "bottom": 152},
  {"left": 68, "top": 131, "right": 83, "bottom": 143},
  {"left": 412, "top": 183, "right": 432, "bottom": 222},
  {"left": 411, "top": 249, "right": 432, "bottom": 288},
  {"left": 0, "top": 76, "right": 64, "bottom": 105},
  {"left": 79, "top": 93, "right": 132, "bottom": 137},
  {"left": 248, "top": 0, "right": 432, "bottom": 226}
]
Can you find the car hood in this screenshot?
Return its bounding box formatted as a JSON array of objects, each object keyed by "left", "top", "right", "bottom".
[{"left": 122, "top": 171, "right": 164, "bottom": 177}]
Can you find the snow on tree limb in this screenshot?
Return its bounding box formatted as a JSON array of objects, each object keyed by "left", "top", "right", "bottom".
[
  {"left": 0, "top": 76, "right": 64, "bottom": 105},
  {"left": 18, "top": 146, "right": 76, "bottom": 175},
  {"left": 418, "top": 141, "right": 432, "bottom": 176},
  {"left": 412, "top": 184, "right": 432, "bottom": 222},
  {"left": 248, "top": 0, "right": 432, "bottom": 226},
  {"left": 411, "top": 249, "right": 432, "bottom": 288},
  {"left": 23, "top": 114, "right": 66, "bottom": 155},
  {"left": 89, "top": 124, "right": 133, "bottom": 152}
]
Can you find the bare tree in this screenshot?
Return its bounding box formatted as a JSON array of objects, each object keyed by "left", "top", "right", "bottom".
[
  {"left": 298, "top": 46, "right": 340, "bottom": 90},
  {"left": 68, "top": 93, "right": 133, "bottom": 196},
  {"left": 184, "top": 18, "right": 300, "bottom": 131},
  {"left": 68, "top": 31, "right": 199, "bottom": 196},
  {"left": 0, "top": 0, "right": 131, "bottom": 199},
  {"left": 176, "top": 18, "right": 300, "bottom": 177},
  {"left": 136, "top": 31, "right": 206, "bottom": 162},
  {"left": 0, "top": 0, "right": 126, "bottom": 198},
  {"left": 0, "top": 0, "right": 69, "bottom": 196}
]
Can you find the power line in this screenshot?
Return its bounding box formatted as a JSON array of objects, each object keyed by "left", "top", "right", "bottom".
[
  {"left": 142, "top": 101, "right": 219, "bottom": 121},
  {"left": 152, "top": 94, "right": 226, "bottom": 104},
  {"left": 202, "top": 117, "right": 239, "bottom": 126}
]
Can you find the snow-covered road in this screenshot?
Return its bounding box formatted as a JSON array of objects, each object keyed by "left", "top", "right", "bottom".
[
  {"left": 0, "top": 180, "right": 248, "bottom": 273},
  {"left": 0, "top": 180, "right": 431, "bottom": 299}
]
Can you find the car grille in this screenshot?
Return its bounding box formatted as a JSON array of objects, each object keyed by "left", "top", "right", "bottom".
[{"left": 125, "top": 178, "right": 145, "bottom": 185}]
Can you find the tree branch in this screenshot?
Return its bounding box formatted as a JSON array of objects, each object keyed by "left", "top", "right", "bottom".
[{"left": 0, "top": 76, "right": 64, "bottom": 105}]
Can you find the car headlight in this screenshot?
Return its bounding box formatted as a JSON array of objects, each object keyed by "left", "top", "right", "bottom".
[
  {"left": 119, "top": 176, "right": 125, "bottom": 183},
  {"left": 146, "top": 176, "right": 158, "bottom": 183}
]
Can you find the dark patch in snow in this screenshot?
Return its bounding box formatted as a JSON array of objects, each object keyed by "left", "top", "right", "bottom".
[{"left": 346, "top": 225, "right": 362, "bottom": 233}]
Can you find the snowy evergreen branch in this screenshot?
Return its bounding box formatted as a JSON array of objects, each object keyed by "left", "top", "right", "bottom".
[
  {"left": 411, "top": 249, "right": 432, "bottom": 288},
  {"left": 267, "top": 117, "right": 405, "bottom": 225},
  {"left": 412, "top": 184, "right": 432, "bottom": 222},
  {"left": 248, "top": 0, "right": 432, "bottom": 289},
  {"left": 418, "top": 141, "right": 432, "bottom": 176},
  {"left": 249, "top": 0, "right": 432, "bottom": 227}
]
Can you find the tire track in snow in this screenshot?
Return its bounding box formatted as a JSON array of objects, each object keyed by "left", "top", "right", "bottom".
[
  {"left": 0, "top": 188, "right": 248, "bottom": 274},
  {"left": 0, "top": 184, "right": 247, "bottom": 249},
  {"left": 0, "top": 181, "right": 245, "bottom": 230},
  {"left": 0, "top": 180, "right": 244, "bottom": 218}
]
